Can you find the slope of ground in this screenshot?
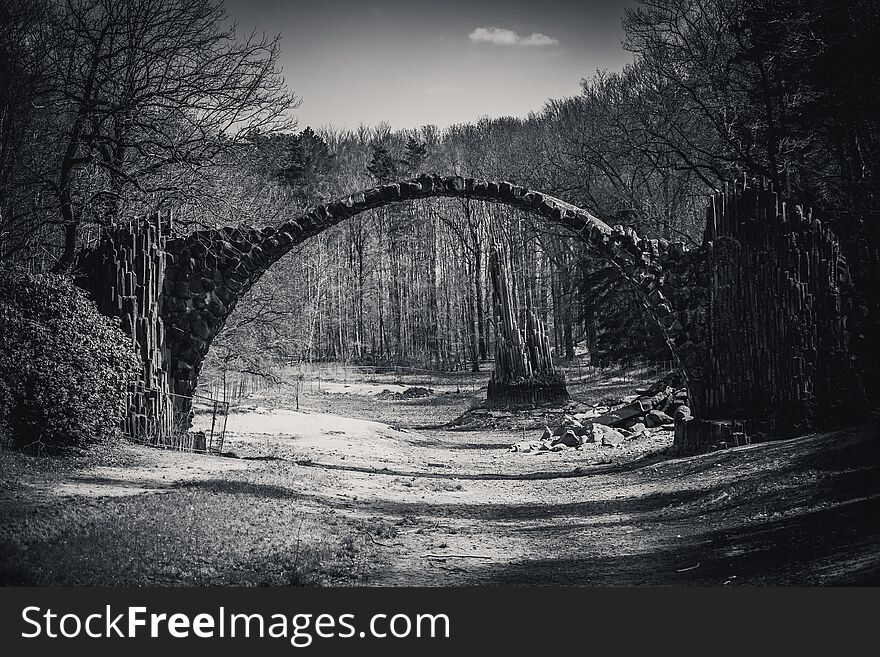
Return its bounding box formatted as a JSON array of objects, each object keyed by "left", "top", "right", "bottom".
[{"left": 1, "top": 367, "right": 877, "bottom": 586}]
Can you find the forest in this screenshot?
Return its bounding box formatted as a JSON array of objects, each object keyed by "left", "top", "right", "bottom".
[{"left": 0, "top": 0, "right": 878, "bottom": 590}]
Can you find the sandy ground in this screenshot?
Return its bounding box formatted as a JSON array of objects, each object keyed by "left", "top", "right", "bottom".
[{"left": 2, "top": 369, "right": 878, "bottom": 585}]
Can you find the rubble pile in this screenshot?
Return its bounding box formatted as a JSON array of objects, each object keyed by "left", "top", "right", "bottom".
[
  {"left": 376, "top": 386, "right": 434, "bottom": 400},
  {"left": 510, "top": 375, "right": 688, "bottom": 453}
]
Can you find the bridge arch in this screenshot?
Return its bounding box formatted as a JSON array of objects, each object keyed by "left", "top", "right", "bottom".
[{"left": 161, "top": 174, "right": 707, "bottom": 413}]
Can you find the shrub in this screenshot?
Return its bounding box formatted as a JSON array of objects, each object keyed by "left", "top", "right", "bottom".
[{"left": 0, "top": 268, "right": 140, "bottom": 451}]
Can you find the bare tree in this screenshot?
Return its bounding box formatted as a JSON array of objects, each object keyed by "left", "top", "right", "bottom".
[
  {"left": 0, "top": 0, "right": 48, "bottom": 264},
  {"left": 26, "top": 0, "right": 296, "bottom": 271}
]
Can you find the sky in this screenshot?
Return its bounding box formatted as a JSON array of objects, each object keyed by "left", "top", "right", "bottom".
[{"left": 221, "top": 0, "right": 637, "bottom": 132}]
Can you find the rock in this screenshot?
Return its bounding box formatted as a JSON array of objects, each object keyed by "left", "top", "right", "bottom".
[
  {"left": 592, "top": 423, "right": 626, "bottom": 447},
  {"left": 192, "top": 319, "right": 211, "bottom": 341},
  {"left": 601, "top": 431, "right": 626, "bottom": 447},
  {"left": 645, "top": 409, "right": 675, "bottom": 428},
  {"left": 638, "top": 372, "right": 684, "bottom": 398},
  {"left": 541, "top": 426, "right": 552, "bottom": 441},
  {"left": 674, "top": 405, "right": 692, "bottom": 421},
  {"left": 591, "top": 399, "right": 652, "bottom": 427},
  {"left": 659, "top": 387, "right": 684, "bottom": 408},
  {"left": 666, "top": 402, "right": 685, "bottom": 417},
  {"left": 510, "top": 440, "right": 542, "bottom": 452},
  {"left": 647, "top": 386, "right": 673, "bottom": 410},
  {"left": 629, "top": 422, "right": 647, "bottom": 435},
  {"left": 552, "top": 415, "right": 583, "bottom": 436},
  {"left": 620, "top": 415, "right": 646, "bottom": 430},
  {"left": 552, "top": 429, "right": 581, "bottom": 448}
]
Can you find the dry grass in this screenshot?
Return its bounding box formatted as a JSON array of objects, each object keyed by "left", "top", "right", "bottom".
[{"left": 0, "top": 448, "right": 378, "bottom": 586}]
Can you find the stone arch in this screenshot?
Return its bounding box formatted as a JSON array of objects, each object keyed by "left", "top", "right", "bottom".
[{"left": 161, "top": 174, "right": 708, "bottom": 412}]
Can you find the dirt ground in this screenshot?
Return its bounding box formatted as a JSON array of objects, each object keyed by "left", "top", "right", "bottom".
[{"left": 2, "top": 366, "right": 879, "bottom": 585}]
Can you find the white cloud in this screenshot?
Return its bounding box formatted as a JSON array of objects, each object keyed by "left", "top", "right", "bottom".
[
  {"left": 519, "top": 33, "right": 558, "bottom": 47},
  {"left": 469, "top": 27, "right": 519, "bottom": 46},
  {"left": 468, "top": 26, "right": 558, "bottom": 48}
]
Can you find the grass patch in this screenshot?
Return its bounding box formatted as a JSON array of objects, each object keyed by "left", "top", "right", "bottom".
[
  {"left": 0, "top": 450, "right": 378, "bottom": 586},
  {"left": 425, "top": 480, "right": 464, "bottom": 492}
]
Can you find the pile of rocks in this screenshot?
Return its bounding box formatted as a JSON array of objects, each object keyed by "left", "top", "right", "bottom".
[
  {"left": 376, "top": 386, "right": 434, "bottom": 400},
  {"left": 400, "top": 386, "right": 433, "bottom": 398},
  {"left": 510, "top": 376, "right": 689, "bottom": 453}
]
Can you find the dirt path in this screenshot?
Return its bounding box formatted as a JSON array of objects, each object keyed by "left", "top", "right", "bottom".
[
  {"left": 3, "top": 371, "right": 878, "bottom": 585},
  {"left": 210, "top": 378, "right": 880, "bottom": 585}
]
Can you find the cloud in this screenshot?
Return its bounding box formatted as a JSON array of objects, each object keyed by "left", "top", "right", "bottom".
[
  {"left": 519, "top": 32, "right": 558, "bottom": 47},
  {"left": 468, "top": 27, "right": 558, "bottom": 47}
]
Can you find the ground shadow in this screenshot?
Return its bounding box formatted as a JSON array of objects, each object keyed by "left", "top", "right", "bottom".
[
  {"left": 467, "top": 495, "right": 880, "bottom": 585},
  {"left": 173, "top": 478, "right": 303, "bottom": 500},
  {"left": 291, "top": 452, "right": 673, "bottom": 482}
]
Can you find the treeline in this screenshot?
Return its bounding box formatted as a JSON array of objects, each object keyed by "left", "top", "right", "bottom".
[
  {"left": 206, "top": 123, "right": 677, "bottom": 376},
  {"left": 1, "top": 0, "right": 876, "bottom": 381}
]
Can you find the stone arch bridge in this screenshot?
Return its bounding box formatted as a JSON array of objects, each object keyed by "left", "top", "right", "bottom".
[
  {"left": 163, "top": 175, "right": 706, "bottom": 405},
  {"left": 78, "top": 174, "right": 861, "bottom": 455}
]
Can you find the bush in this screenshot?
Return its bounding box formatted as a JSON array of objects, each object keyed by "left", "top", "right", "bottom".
[{"left": 0, "top": 268, "right": 140, "bottom": 451}]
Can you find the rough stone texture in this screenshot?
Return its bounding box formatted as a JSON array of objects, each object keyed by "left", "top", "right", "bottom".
[
  {"left": 552, "top": 430, "right": 581, "bottom": 448},
  {"left": 591, "top": 399, "right": 653, "bottom": 427},
  {"left": 669, "top": 177, "right": 866, "bottom": 454},
  {"left": 680, "top": 179, "right": 865, "bottom": 452},
  {"left": 674, "top": 417, "right": 750, "bottom": 454},
  {"left": 593, "top": 424, "right": 627, "bottom": 447},
  {"left": 646, "top": 409, "right": 675, "bottom": 428},
  {"left": 75, "top": 211, "right": 177, "bottom": 444},
  {"left": 551, "top": 416, "right": 583, "bottom": 436}
]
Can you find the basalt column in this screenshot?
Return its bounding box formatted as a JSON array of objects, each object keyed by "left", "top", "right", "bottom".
[
  {"left": 486, "top": 243, "right": 568, "bottom": 408},
  {"left": 76, "top": 211, "right": 175, "bottom": 442},
  {"left": 672, "top": 178, "right": 865, "bottom": 455}
]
